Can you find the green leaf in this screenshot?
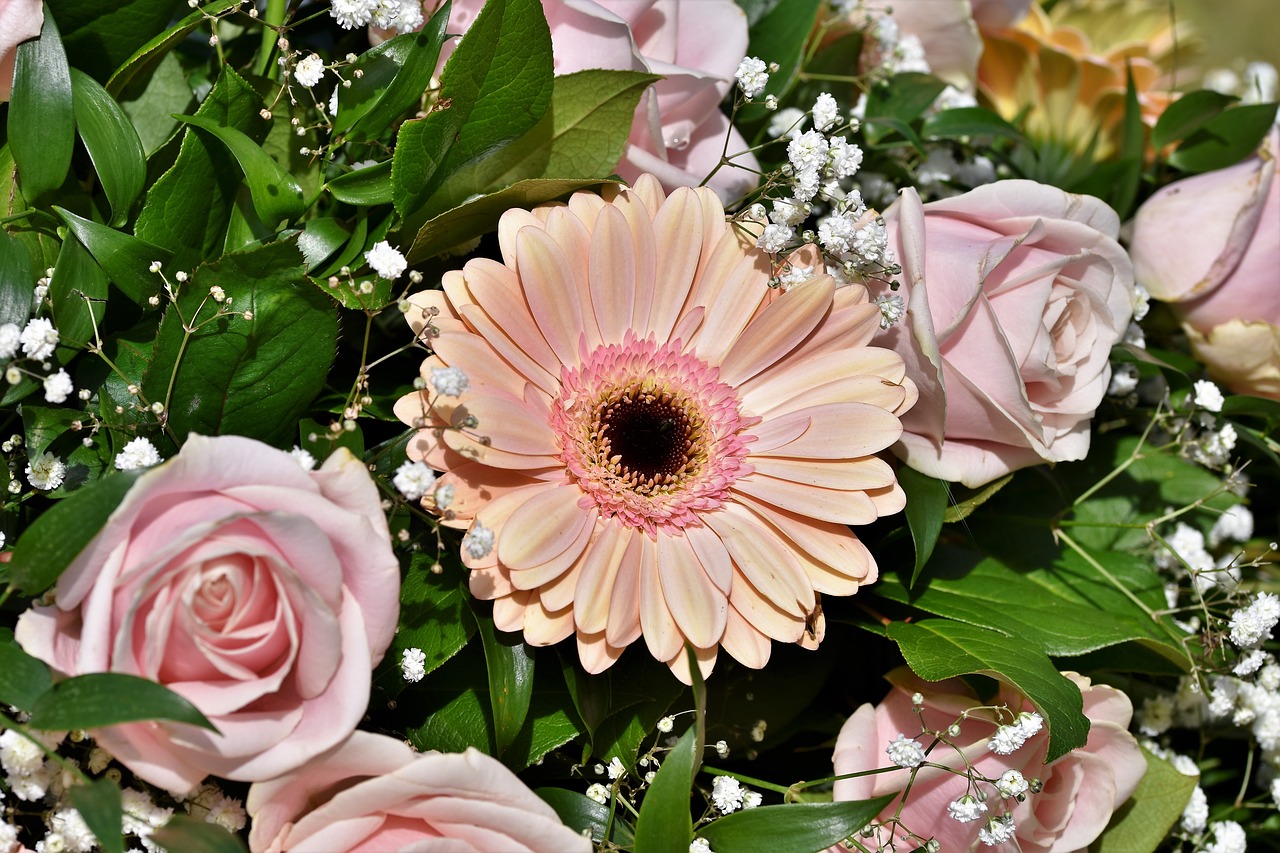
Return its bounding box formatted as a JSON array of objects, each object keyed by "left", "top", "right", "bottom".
[
  {"left": 589, "top": 652, "right": 684, "bottom": 767},
  {"left": 326, "top": 161, "right": 393, "bottom": 206},
  {"left": 135, "top": 67, "right": 270, "bottom": 271},
  {"left": 474, "top": 606, "right": 535, "bottom": 757},
  {"left": 150, "top": 815, "right": 249, "bottom": 853},
  {"left": 537, "top": 788, "right": 635, "bottom": 847},
  {"left": 942, "top": 473, "right": 1012, "bottom": 523},
  {"left": 9, "top": 5, "right": 75, "bottom": 204},
  {"left": 28, "top": 673, "right": 216, "bottom": 731},
  {"left": 923, "top": 106, "right": 1026, "bottom": 142},
  {"left": 50, "top": 224, "right": 111, "bottom": 353},
  {"left": 886, "top": 619, "right": 1089, "bottom": 762},
  {"left": 1107, "top": 64, "right": 1144, "bottom": 220},
  {"left": 865, "top": 73, "right": 948, "bottom": 143},
  {"left": 1090, "top": 747, "right": 1197, "bottom": 853},
  {"left": 0, "top": 230, "right": 36, "bottom": 327},
  {"left": 0, "top": 629, "right": 53, "bottom": 712},
  {"left": 53, "top": 207, "right": 170, "bottom": 306},
  {"left": 297, "top": 217, "right": 351, "bottom": 271},
  {"left": 382, "top": 558, "right": 475, "bottom": 701},
  {"left": 68, "top": 778, "right": 125, "bottom": 853},
  {"left": 403, "top": 178, "right": 613, "bottom": 263},
  {"left": 71, "top": 69, "right": 147, "bottom": 226},
  {"left": 51, "top": 0, "right": 183, "bottom": 83},
  {"left": 141, "top": 241, "right": 338, "bottom": 446},
  {"left": 392, "top": 0, "right": 553, "bottom": 220},
  {"left": 104, "top": 0, "right": 239, "bottom": 96},
  {"left": 1152, "top": 89, "right": 1237, "bottom": 150},
  {"left": 1168, "top": 102, "right": 1279, "bottom": 173},
  {"left": 117, "top": 52, "right": 194, "bottom": 156},
  {"left": 174, "top": 114, "right": 306, "bottom": 228},
  {"left": 427, "top": 69, "right": 658, "bottom": 214},
  {"left": 8, "top": 471, "right": 139, "bottom": 594},
  {"left": 634, "top": 726, "right": 696, "bottom": 853},
  {"left": 334, "top": 6, "right": 450, "bottom": 142},
  {"left": 699, "top": 796, "right": 896, "bottom": 853},
  {"left": 898, "top": 465, "right": 946, "bottom": 586},
  {"left": 733, "top": 0, "right": 822, "bottom": 125}
]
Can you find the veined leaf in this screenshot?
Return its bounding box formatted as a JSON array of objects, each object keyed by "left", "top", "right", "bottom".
[
  {"left": 9, "top": 6, "right": 74, "bottom": 204},
  {"left": 174, "top": 114, "right": 306, "bottom": 227}
]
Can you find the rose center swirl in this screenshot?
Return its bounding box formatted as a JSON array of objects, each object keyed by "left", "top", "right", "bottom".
[{"left": 551, "top": 334, "right": 757, "bottom": 534}]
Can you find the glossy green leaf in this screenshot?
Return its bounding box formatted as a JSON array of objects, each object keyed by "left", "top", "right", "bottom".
[
  {"left": 7, "top": 471, "right": 138, "bottom": 594},
  {"left": 105, "top": 0, "right": 239, "bottom": 95},
  {"left": 699, "top": 796, "right": 896, "bottom": 853},
  {"left": 588, "top": 652, "right": 684, "bottom": 767},
  {"left": 474, "top": 607, "right": 535, "bottom": 757},
  {"left": 334, "top": 5, "right": 450, "bottom": 142},
  {"left": 53, "top": 207, "right": 170, "bottom": 306},
  {"left": 634, "top": 726, "right": 696, "bottom": 853},
  {"left": 1152, "top": 89, "right": 1237, "bottom": 150},
  {"left": 141, "top": 241, "right": 338, "bottom": 446},
  {"left": 1168, "top": 102, "right": 1278, "bottom": 173},
  {"left": 537, "top": 787, "right": 635, "bottom": 846},
  {"left": 898, "top": 465, "right": 947, "bottom": 586},
  {"left": 135, "top": 67, "right": 270, "bottom": 271},
  {"left": 52, "top": 0, "right": 183, "bottom": 83},
  {"left": 28, "top": 673, "right": 216, "bottom": 731},
  {"left": 736, "top": 0, "right": 821, "bottom": 123},
  {"left": 403, "top": 178, "right": 613, "bottom": 263},
  {"left": 923, "top": 106, "right": 1026, "bottom": 142},
  {"left": 865, "top": 72, "right": 948, "bottom": 143},
  {"left": 886, "top": 619, "right": 1088, "bottom": 762},
  {"left": 382, "top": 559, "right": 475, "bottom": 702},
  {"left": 151, "top": 815, "right": 249, "bottom": 853},
  {"left": 326, "top": 161, "right": 393, "bottom": 206},
  {"left": 427, "top": 69, "right": 657, "bottom": 214},
  {"left": 71, "top": 69, "right": 147, "bottom": 226},
  {"left": 392, "top": 0, "right": 553, "bottom": 219},
  {"left": 174, "top": 114, "right": 305, "bottom": 227},
  {"left": 9, "top": 6, "right": 75, "bottom": 204},
  {"left": 1091, "top": 746, "right": 1197, "bottom": 852},
  {"left": 0, "top": 230, "right": 36, "bottom": 327},
  {"left": 296, "top": 217, "right": 350, "bottom": 271},
  {"left": 68, "top": 778, "right": 125, "bottom": 853},
  {"left": 0, "top": 629, "right": 53, "bottom": 712},
  {"left": 50, "top": 229, "right": 110, "bottom": 354},
  {"left": 117, "top": 52, "right": 193, "bottom": 156}
]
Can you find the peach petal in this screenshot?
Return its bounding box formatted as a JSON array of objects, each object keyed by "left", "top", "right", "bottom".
[
  {"left": 747, "top": 402, "right": 903, "bottom": 458},
  {"left": 703, "top": 505, "right": 813, "bottom": 616},
  {"left": 589, "top": 205, "right": 638, "bottom": 342},
  {"left": 605, "top": 536, "right": 643, "bottom": 648},
  {"left": 573, "top": 523, "right": 633, "bottom": 635},
  {"left": 718, "top": 277, "right": 836, "bottom": 386},
  {"left": 719, "top": 605, "right": 772, "bottom": 669},
  {"left": 739, "top": 349, "right": 908, "bottom": 414},
  {"left": 639, "top": 537, "right": 684, "bottom": 662},
  {"left": 734, "top": 494, "right": 878, "bottom": 589},
  {"left": 516, "top": 227, "right": 589, "bottom": 367},
  {"left": 612, "top": 190, "right": 658, "bottom": 329},
  {"left": 666, "top": 643, "right": 718, "bottom": 685},
  {"left": 457, "top": 303, "right": 559, "bottom": 397},
  {"left": 496, "top": 208, "right": 546, "bottom": 271},
  {"left": 435, "top": 462, "right": 549, "bottom": 524},
  {"left": 733, "top": 474, "right": 880, "bottom": 526},
  {"left": 657, "top": 534, "right": 727, "bottom": 649},
  {"left": 499, "top": 488, "right": 596, "bottom": 571},
  {"left": 469, "top": 567, "right": 515, "bottom": 600},
  {"left": 749, "top": 455, "right": 896, "bottom": 492},
  {"left": 684, "top": 524, "right": 733, "bottom": 595},
  {"left": 687, "top": 251, "right": 774, "bottom": 365},
  {"left": 538, "top": 559, "right": 584, "bottom": 614},
  {"left": 492, "top": 590, "right": 532, "bottom": 633},
  {"left": 646, "top": 187, "right": 704, "bottom": 340},
  {"left": 728, "top": 573, "right": 806, "bottom": 645},
  {"left": 522, "top": 598, "right": 575, "bottom": 646},
  {"left": 508, "top": 508, "right": 596, "bottom": 591},
  {"left": 576, "top": 631, "right": 625, "bottom": 674},
  {"left": 543, "top": 206, "right": 603, "bottom": 352},
  {"left": 429, "top": 330, "right": 534, "bottom": 399}
]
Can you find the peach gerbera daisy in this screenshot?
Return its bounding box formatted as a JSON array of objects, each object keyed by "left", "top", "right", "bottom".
[{"left": 394, "top": 175, "right": 916, "bottom": 682}]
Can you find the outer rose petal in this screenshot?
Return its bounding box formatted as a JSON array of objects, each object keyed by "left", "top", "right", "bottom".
[
  {"left": 247, "top": 733, "right": 591, "bottom": 853},
  {"left": 0, "top": 0, "right": 43, "bottom": 101}
]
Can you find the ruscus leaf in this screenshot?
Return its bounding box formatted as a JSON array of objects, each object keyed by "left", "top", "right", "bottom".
[
  {"left": 9, "top": 5, "right": 75, "bottom": 205},
  {"left": 698, "top": 796, "right": 896, "bottom": 853},
  {"left": 633, "top": 726, "right": 696, "bottom": 853},
  {"left": 27, "top": 673, "right": 217, "bottom": 731}
]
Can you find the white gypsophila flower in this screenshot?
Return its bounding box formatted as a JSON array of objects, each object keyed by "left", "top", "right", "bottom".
[
  {"left": 756, "top": 224, "right": 793, "bottom": 255},
  {"left": 1015, "top": 712, "right": 1043, "bottom": 739},
  {"left": 0, "top": 823, "right": 17, "bottom": 852},
  {"left": 710, "top": 775, "right": 745, "bottom": 813},
  {"left": 294, "top": 53, "right": 325, "bottom": 88},
  {"left": 430, "top": 366, "right": 470, "bottom": 397},
  {"left": 1243, "top": 61, "right": 1279, "bottom": 103},
  {"left": 1156, "top": 522, "right": 1213, "bottom": 574},
  {"left": 1192, "top": 379, "right": 1225, "bottom": 413},
  {"left": 606, "top": 756, "right": 625, "bottom": 780},
  {"left": 86, "top": 747, "right": 111, "bottom": 775},
  {"left": 288, "top": 445, "right": 316, "bottom": 470},
  {"left": 995, "top": 769, "right": 1029, "bottom": 798},
  {"left": 1138, "top": 694, "right": 1175, "bottom": 735},
  {"left": 817, "top": 214, "right": 856, "bottom": 255},
  {"left": 49, "top": 808, "right": 95, "bottom": 853},
  {"left": 585, "top": 783, "right": 609, "bottom": 804},
  {"left": 852, "top": 221, "right": 889, "bottom": 263},
  {"left": 777, "top": 265, "right": 815, "bottom": 292},
  {"left": 1210, "top": 504, "right": 1253, "bottom": 548},
  {"left": 750, "top": 720, "right": 767, "bottom": 742},
  {"left": 36, "top": 831, "right": 68, "bottom": 853},
  {"left": 20, "top": 318, "right": 58, "bottom": 360},
  {"left": 120, "top": 787, "right": 172, "bottom": 842},
  {"left": 1235, "top": 650, "right": 1269, "bottom": 676},
  {"left": 734, "top": 56, "right": 769, "bottom": 99},
  {"left": 0, "top": 729, "right": 45, "bottom": 777},
  {"left": 1203, "top": 68, "right": 1241, "bottom": 94},
  {"left": 690, "top": 838, "right": 712, "bottom": 853},
  {"left": 1260, "top": 664, "right": 1280, "bottom": 691},
  {"left": 42, "top": 369, "right": 73, "bottom": 404},
  {"left": 769, "top": 197, "right": 807, "bottom": 227},
  {"left": 657, "top": 715, "right": 675, "bottom": 733},
  {"left": 792, "top": 167, "right": 821, "bottom": 202},
  {"left": 393, "top": 460, "right": 437, "bottom": 501},
  {"left": 934, "top": 85, "right": 978, "bottom": 111},
  {"left": 742, "top": 790, "right": 762, "bottom": 809},
  {"left": 0, "top": 323, "right": 21, "bottom": 359},
  {"left": 329, "top": 0, "right": 374, "bottom": 29},
  {"left": 1272, "top": 776, "right": 1280, "bottom": 809},
  {"left": 393, "top": 0, "right": 423, "bottom": 32},
  {"left": 1170, "top": 753, "right": 1199, "bottom": 776},
  {"left": 827, "top": 137, "right": 864, "bottom": 179},
  {"left": 885, "top": 734, "right": 926, "bottom": 768},
  {"left": 767, "top": 107, "right": 805, "bottom": 139},
  {"left": 977, "top": 813, "right": 1016, "bottom": 846},
  {"left": 400, "top": 647, "right": 427, "bottom": 683},
  {"left": 1230, "top": 592, "right": 1280, "bottom": 648},
  {"left": 1207, "top": 677, "right": 1239, "bottom": 719},
  {"left": 206, "top": 793, "right": 247, "bottom": 833},
  {"left": 988, "top": 724, "right": 1026, "bottom": 755},
  {"left": 812, "top": 92, "right": 840, "bottom": 132},
  {"left": 1123, "top": 321, "right": 1146, "bottom": 349},
  {"left": 462, "top": 521, "right": 495, "bottom": 560},
  {"left": 715, "top": 740, "right": 730, "bottom": 758},
  {"left": 787, "top": 130, "right": 829, "bottom": 173},
  {"left": 1132, "top": 283, "right": 1151, "bottom": 321},
  {"left": 432, "top": 480, "right": 455, "bottom": 510},
  {"left": 26, "top": 452, "right": 66, "bottom": 491},
  {"left": 1204, "top": 820, "right": 1247, "bottom": 853},
  {"left": 875, "top": 294, "right": 905, "bottom": 329},
  {"left": 365, "top": 240, "right": 408, "bottom": 280},
  {"left": 1108, "top": 363, "right": 1139, "bottom": 397},
  {"left": 947, "top": 795, "right": 987, "bottom": 823},
  {"left": 368, "top": 0, "right": 401, "bottom": 29},
  {"left": 1180, "top": 785, "right": 1208, "bottom": 833},
  {"left": 114, "top": 437, "right": 162, "bottom": 471}
]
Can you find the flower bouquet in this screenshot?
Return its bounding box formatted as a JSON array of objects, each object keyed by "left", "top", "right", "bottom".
[{"left": 1, "top": 0, "right": 1278, "bottom": 850}]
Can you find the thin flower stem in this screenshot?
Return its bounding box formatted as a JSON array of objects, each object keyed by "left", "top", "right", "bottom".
[
  {"left": 0, "top": 585, "right": 13, "bottom": 610},
  {"left": 257, "top": 0, "right": 287, "bottom": 78},
  {"left": 699, "top": 765, "right": 791, "bottom": 795},
  {"left": 1056, "top": 529, "right": 1157, "bottom": 618},
  {"left": 1072, "top": 402, "right": 1160, "bottom": 506}
]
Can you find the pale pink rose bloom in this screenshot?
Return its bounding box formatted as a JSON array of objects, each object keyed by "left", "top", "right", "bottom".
[
  {"left": 1129, "top": 127, "right": 1280, "bottom": 398},
  {"left": 879, "top": 182, "right": 1134, "bottom": 488},
  {"left": 425, "top": 0, "right": 759, "bottom": 203},
  {"left": 863, "top": 0, "right": 983, "bottom": 89},
  {"left": 830, "top": 668, "right": 1146, "bottom": 852},
  {"left": 247, "top": 732, "right": 591, "bottom": 852},
  {"left": 967, "top": 0, "right": 1035, "bottom": 29},
  {"left": 15, "top": 435, "right": 400, "bottom": 795},
  {"left": 0, "top": 0, "right": 44, "bottom": 101},
  {"left": 395, "top": 175, "right": 916, "bottom": 683}
]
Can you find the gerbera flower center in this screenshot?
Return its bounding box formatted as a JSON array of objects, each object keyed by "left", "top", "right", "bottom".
[{"left": 551, "top": 334, "right": 756, "bottom": 534}]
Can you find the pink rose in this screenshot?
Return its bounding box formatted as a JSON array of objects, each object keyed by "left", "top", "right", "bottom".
[
  {"left": 831, "top": 668, "right": 1146, "bottom": 852},
  {"left": 861, "top": 0, "right": 983, "bottom": 90},
  {"left": 431, "top": 0, "right": 759, "bottom": 203},
  {"left": 246, "top": 732, "right": 592, "bottom": 852},
  {"left": 967, "top": 0, "right": 1035, "bottom": 29},
  {"left": 15, "top": 435, "right": 400, "bottom": 795},
  {"left": 0, "top": 0, "right": 43, "bottom": 101},
  {"left": 1129, "top": 127, "right": 1280, "bottom": 398},
  {"left": 879, "top": 182, "right": 1134, "bottom": 487}
]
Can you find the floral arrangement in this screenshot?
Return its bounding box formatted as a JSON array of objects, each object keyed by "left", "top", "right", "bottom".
[{"left": 0, "top": 0, "right": 1278, "bottom": 850}]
